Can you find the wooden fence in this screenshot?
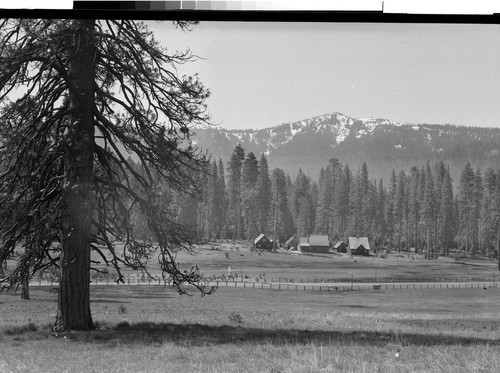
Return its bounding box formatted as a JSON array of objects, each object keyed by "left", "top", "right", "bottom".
[
  {"left": 270, "top": 275, "right": 498, "bottom": 284},
  {"left": 32, "top": 278, "right": 499, "bottom": 292}
]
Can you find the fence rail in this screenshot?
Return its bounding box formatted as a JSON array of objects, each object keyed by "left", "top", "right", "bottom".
[
  {"left": 270, "top": 275, "right": 498, "bottom": 284},
  {"left": 30, "top": 278, "right": 499, "bottom": 293}
]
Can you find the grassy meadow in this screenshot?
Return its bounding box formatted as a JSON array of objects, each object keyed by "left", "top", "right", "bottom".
[
  {"left": 2, "top": 246, "right": 500, "bottom": 372},
  {"left": 87, "top": 243, "right": 499, "bottom": 284},
  {"left": 1, "top": 283, "right": 500, "bottom": 372}
]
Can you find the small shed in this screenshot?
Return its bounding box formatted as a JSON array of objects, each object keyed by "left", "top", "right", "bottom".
[
  {"left": 298, "top": 235, "right": 330, "bottom": 253},
  {"left": 347, "top": 237, "right": 371, "bottom": 256},
  {"left": 254, "top": 234, "right": 273, "bottom": 251},
  {"left": 334, "top": 241, "right": 347, "bottom": 253}
]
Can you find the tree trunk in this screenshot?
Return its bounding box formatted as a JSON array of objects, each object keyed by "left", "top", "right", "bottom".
[
  {"left": 21, "top": 233, "right": 31, "bottom": 300},
  {"left": 21, "top": 272, "right": 29, "bottom": 300},
  {"left": 466, "top": 201, "right": 470, "bottom": 255},
  {"left": 427, "top": 227, "right": 431, "bottom": 261},
  {"left": 497, "top": 224, "right": 500, "bottom": 271},
  {"left": 236, "top": 184, "right": 241, "bottom": 240},
  {"left": 273, "top": 195, "right": 278, "bottom": 252},
  {"left": 55, "top": 20, "right": 96, "bottom": 331},
  {"left": 415, "top": 219, "right": 418, "bottom": 253},
  {"left": 435, "top": 218, "right": 439, "bottom": 256}
]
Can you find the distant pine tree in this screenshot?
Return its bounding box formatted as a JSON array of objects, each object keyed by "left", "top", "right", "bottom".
[
  {"left": 226, "top": 144, "right": 245, "bottom": 239},
  {"left": 242, "top": 152, "right": 259, "bottom": 241},
  {"left": 256, "top": 154, "right": 272, "bottom": 236},
  {"left": 270, "top": 168, "right": 295, "bottom": 248},
  {"left": 458, "top": 162, "right": 476, "bottom": 254}
]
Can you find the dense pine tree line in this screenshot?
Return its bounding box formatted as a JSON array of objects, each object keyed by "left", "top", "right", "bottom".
[{"left": 136, "top": 144, "right": 500, "bottom": 258}]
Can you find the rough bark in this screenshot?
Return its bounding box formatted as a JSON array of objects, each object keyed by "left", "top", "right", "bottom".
[
  {"left": 55, "top": 20, "right": 96, "bottom": 331},
  {"left": 20, "top": 274, "right": 29, "bottom": 300}
]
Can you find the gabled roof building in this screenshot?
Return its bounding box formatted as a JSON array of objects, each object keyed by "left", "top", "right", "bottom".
[
  {"left": 254, "top": 234, "right": 273, "bottom": 251},
  {"left": 299, "top": 235, "right": 330, "bottom": 253},
  {"left": 347, "top": 237, "right": 371, "bottom": 256}
]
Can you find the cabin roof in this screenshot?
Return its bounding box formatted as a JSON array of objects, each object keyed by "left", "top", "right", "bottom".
[
  {"left": 254, "top": 234, "right": 268, "bottom": 244},
  {"left": 308, "top": 235, "right": 329, "bottom": 247},
  {"left": 348, "top": 237, "right": 370, "bottom": 251}
]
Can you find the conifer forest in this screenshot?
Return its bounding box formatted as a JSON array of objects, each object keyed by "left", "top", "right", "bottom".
[{"left": 129, "top": 143, "right": 500, "bottom": 259}]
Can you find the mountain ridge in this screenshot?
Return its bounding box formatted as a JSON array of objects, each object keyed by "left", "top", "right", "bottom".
[{"left": 191, "top": 112, "right": 500, "bottom": 183}]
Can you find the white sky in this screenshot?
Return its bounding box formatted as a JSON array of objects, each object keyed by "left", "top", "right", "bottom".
[
  {"left": 3, "top": 0, "right": 500, "bottom": 130},
  {"left": 147, "top": 21, "right": 500, "bottom": 130}
]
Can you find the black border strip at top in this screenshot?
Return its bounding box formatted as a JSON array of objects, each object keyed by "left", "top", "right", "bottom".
[{"left": 0, "top": 7, "right": 500, "bottom": 24}]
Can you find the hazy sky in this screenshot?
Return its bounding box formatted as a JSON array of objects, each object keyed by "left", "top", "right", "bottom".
[{"left": 147, "top": 21, "right": 500, "bottom": 130}]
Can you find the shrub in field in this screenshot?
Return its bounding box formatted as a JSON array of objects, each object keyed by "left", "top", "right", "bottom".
[
  {"left": 3, "top": 322, "right": 37, "bottom": 335},
  {"left": 228, "top": 312, "right": 243, "bottom": 324},
  {"left": 115, "top": 321, "right": 130, "bottom": 329},
  {"left": 118, "top": 304, "right": 127, "bottom": 315}
]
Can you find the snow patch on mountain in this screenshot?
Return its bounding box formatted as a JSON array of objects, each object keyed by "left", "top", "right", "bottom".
[{"left": 199, "top": 112, "right": 421, "bottom": 157}]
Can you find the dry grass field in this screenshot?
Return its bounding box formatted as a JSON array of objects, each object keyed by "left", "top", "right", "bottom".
[
  {"left": 1, "top": 284, "right": 500, "bottom": 372},
  {"left": 2, "top": 246, "right": 500, "bottom": 372},
  {"left": 83, "top": 243, "right": 499, "bottom": 284}
]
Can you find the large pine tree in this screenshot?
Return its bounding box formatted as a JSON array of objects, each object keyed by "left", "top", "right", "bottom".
[{"left": 0, "top": 19, "right": 213, "bottom": 330}]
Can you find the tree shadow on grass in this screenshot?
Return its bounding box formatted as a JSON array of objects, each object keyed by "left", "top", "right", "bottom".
[
  {"left": 67, "top": 321, "right": 500, "bottom": 348},
  {"left": 90, "top": 286, "right": 179, "bottom": 300}
]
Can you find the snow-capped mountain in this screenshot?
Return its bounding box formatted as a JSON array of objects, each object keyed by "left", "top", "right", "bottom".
[{"left": 192, "top": 112, "right": 500, "bottom": 182}]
